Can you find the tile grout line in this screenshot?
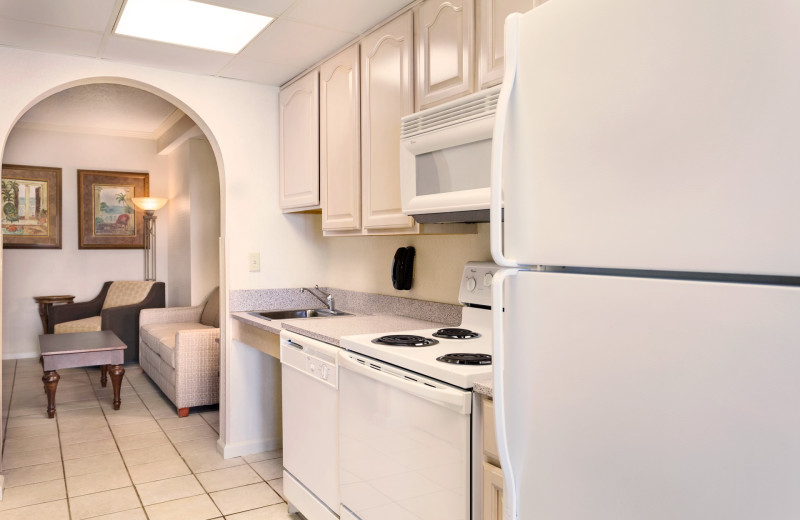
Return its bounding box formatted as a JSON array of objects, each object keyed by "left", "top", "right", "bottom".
[
  {"left": 3, "top": 363, "right": 292, "bottom": 519},
  {"left": 57, "top": 366, "right": 102, "bottom": 520},
  {"left": 92, "top": 365, "right": 153, "bottom": 520},
  {"left": 1, "top": 359, "right": 18, "bottom": 460}
]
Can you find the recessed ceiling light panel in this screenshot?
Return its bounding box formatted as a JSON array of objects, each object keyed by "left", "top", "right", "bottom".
[{"left": 115, "top": 0, "right": 274, "bottom": 54}]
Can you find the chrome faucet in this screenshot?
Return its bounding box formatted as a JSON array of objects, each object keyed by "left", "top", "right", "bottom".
[{"left": 301, "top": 285, "right": 335, "bottom": 312}]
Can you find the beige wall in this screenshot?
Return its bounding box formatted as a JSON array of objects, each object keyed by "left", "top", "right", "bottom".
[
  {"left": 187, "top": 140, "right": 220, "bottom": 305},
  {"left": 167, "top": 138, "right": 220, "bottom": 307},
  {"left": 325, "top": 224, "right": 491, "bottom": 304}
]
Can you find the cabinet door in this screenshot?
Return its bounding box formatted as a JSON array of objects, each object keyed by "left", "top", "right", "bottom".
[
  {"left": 482, "top": 462, "right": 505, "bottom": 520},
  {"left": 361, "top": 12, "right": 416, "bottom": 230},
  {"left": 477, "top": 0, "right": 535, "bottom": 89},
  {"left": 320, "top": 45, "right": 361, "bottom": 231},
  {"left": 279, "top": 70, "right": 320, "bottom": 211},
  {"left": 415, "top": 0, "right": 475, "bottom": 110}
]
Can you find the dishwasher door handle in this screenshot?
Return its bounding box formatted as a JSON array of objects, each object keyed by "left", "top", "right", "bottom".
[{"left": 339, "top": 352, "right": 471, "bottom": 415}]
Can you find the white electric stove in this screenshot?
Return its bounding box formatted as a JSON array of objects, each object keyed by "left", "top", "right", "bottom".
[
  {"left": 339, "top": 262, "right": 496, "bottom": 390},
  {"left": 337, "top": 262, "right": 498, "bottom": 520}
]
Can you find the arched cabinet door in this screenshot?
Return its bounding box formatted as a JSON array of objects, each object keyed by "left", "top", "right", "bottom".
[
  {"left": 361, "top": 11, "right": 416, "bottom": 231},
  {"left": 415, "top": 0, "right": 475, "bottom": 110},
  {"left": 477, "top": 0, "right": 536, "bottom": 89},
  {"left": 320, "top": 44, "right": 361, "bottom": 231},
  {"left": 279, "top": 70, "right": 320, "bottom": 211}
]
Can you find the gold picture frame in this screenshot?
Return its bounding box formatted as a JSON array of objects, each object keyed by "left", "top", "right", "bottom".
[
  {"left": 2, "top": 164, "right": 62, "bottom": 249},
  {"left": 78, "top": 170, "right": 149, "bottom": 249}
]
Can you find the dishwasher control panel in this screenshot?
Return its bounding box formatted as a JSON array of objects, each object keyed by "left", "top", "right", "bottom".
[{"left": 280, "top": 332, "right": 339, "bottom": 389}]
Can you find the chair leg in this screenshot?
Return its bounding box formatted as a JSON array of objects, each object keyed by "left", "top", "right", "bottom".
[{"left": 178, "top": 407, "right": 190, "bottom": 417}]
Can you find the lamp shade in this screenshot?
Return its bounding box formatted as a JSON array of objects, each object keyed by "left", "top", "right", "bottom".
[{"left": 132, "top": 197, "right": 168, "bottom": 211}]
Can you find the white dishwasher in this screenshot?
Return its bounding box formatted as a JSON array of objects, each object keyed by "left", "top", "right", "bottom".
[{"left": 280, "top": 330, "right": 340, "bottom": 520}]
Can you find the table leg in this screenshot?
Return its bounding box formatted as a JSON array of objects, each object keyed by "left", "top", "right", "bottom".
[
  {"left": 42, "top": 370, "right": 60, "bottom": 418},
  {"left": 101, "top": 365, "right": 108, "bottom": 387},
  {"left": 109, "top": 365, "right": 125, "bottom": 410},
  {"left": 37, "top": 302, "right": 49, "bottom": 334}
]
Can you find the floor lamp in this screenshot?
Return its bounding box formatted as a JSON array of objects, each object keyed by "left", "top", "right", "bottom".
[{"left": 132, "top": 197, "right": 167, "bottom": 281}]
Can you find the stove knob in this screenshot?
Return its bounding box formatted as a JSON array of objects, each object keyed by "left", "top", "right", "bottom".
[
  {"left": 483, "top": 272, "right": 493, "bottom": 287},
  {"left": 321, "top": 365, "right": 329, "bottom": 380},
  {"left": 466, "top": 277, "right": 477, "bottom": 291}
]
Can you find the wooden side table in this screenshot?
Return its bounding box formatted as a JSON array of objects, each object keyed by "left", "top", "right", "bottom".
[
  {"left": 38, "top": 330, "right": 127, "bottom": 418},
  {"left": 33, "top": 295, "right": 75, "bottom": 333}
]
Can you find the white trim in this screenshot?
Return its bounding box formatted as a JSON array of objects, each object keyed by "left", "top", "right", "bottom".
[
  {"left": 14, "top": 120, "right": 157, "bottom": 140},
  {"left": 217, "top": 436, "right": 281, "bottom": 459},
  {"left": 2, "top": 352, "right": 40, "bottom": 360}
]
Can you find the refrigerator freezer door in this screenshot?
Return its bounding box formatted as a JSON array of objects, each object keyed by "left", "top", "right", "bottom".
[
  {"left": 495, "top": 0, "right": 800, "bottom": 275},
  {"left": 495, "top": 270, "right": 800, "bottom": 519}
]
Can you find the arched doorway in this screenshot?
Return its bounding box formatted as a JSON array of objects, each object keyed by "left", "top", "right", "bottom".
[{"left": 0, "top": 76, "right": 229, "bottom": 476}]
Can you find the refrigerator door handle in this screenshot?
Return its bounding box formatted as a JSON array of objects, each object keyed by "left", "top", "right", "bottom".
[
  {"left": 491, "top": 13, "right": 521, "bottom": 268},
  {"left": 492, "top": 267, "right": 520, "bottom": 520}
]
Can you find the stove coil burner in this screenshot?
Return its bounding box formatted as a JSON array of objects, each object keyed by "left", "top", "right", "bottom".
[
  {"left": 371, "top": 335, "right": 439, "bottom": 347},
  {"left": 436, "top": 353, "right": 492, "bottom": 366},
  {"left": 432, "top": 328, "right": 482, "bottom": 340}
]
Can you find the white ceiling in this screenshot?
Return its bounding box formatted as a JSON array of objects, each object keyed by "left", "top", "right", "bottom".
[
  {"left": 0, "top": 0, "right": 416, "bottom": 86},
  {"left": 16, "top": 84, "right": 183, "bottom": 138}
]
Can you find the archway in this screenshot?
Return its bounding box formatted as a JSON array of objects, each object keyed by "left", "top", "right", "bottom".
[{"left": 0, "top": 76, "right": 230, "bottom": 473}]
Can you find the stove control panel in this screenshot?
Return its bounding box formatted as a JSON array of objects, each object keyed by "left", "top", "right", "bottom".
[{"left": 459, "top": 261, "right": 500, "bottom": 307}]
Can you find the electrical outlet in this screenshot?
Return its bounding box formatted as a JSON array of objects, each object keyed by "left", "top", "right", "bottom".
[{"left": 248, "top": 252, "right": 260, "bottom": 272}]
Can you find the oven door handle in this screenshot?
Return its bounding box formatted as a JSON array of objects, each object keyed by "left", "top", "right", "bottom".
[{"left": 339, "top": 353, "right": 472, "bottom": 415}]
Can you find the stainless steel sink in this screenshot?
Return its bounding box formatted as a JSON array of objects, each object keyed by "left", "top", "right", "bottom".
[{"left": 249, "top": 309, "right": 352, "bottom": 320}]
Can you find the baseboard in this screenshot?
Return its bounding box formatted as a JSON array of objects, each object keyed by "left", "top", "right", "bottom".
[
  {"left": 217, "top": 436, "right": 282, "bottom": 459},
  {"left": 1, "top": 352, "right": 40, "bottom": 360}
]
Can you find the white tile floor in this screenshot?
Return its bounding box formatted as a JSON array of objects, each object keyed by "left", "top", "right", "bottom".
[{"left": 0, "top": 358, "right": 301, "bottom": 520}]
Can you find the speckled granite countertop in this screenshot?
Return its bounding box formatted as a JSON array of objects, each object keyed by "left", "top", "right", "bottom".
[
  {"left": 230, "top": 287, "right": 461, "bottom": 346},
  {"left": 473, "top": 379, "right": 493, "bottom": 398},
  {"left": 232, "top": 311, "right": 447, "bottom": 346}
]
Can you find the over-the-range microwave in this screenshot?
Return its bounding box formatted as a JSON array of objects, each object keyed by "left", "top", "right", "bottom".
[{"left": 400, "top": 85, "right": 501, "bottom": 223}]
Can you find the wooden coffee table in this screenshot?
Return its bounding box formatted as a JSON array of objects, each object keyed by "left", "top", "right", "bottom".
[{"left": 38, "top": 330, "right": 127, "bottom": 418}]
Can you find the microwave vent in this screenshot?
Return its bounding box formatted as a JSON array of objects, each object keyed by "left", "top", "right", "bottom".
[{"left": 401, "top": 85, "right": 501, "bottom": 139}]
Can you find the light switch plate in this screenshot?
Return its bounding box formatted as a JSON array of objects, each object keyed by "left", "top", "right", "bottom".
[{"left": 248, "top": 252, "right": 260, "bottom": 272}]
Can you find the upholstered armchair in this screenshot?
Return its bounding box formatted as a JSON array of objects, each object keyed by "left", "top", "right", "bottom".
[
  {"left": 138, "top": 287, "right": 220, "bottom": 417},
  {"left": 48, "top": 281, "right": 166, "bottom": 363}
]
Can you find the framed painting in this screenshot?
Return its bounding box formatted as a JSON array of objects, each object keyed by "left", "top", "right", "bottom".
[
  {"left": 2, "top": 164, "right": 62, "bottom": 249},
  {"left": 78, "top": 170, "right": 149, "bottom": 249}
]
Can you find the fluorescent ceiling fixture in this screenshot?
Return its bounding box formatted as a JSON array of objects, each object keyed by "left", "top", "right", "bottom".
[{"left": 115, "top": 0, "right": 273, "bottom": 54}]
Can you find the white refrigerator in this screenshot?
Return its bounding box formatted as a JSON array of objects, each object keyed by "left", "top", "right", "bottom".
[{"left": 490, "top": 1, "right": 800, "bottom": 519}]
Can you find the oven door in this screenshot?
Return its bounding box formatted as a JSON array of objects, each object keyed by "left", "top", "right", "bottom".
[{"left": 338, "top": 351, "right": 473, "bottom": 520}]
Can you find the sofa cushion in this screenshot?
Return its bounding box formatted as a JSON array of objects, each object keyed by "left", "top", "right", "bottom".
[
  {"left": 140, "top": 322, "right": 216, "bottom": 368},
  {"left": 199, "top": 287, "right": 220, "bottom": 328},
  {"left": 54, "top": 316, "right": 102, "bottom": 334},
  {"left": 102, "top": 281, "right": 155, "bottom": 310}
]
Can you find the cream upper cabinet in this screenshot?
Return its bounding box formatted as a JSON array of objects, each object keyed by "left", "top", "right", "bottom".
[
  {"left": 361, "top": 12, "right": 416, "bottom": 231},
  {"left": 279, "top": 70, "right": 320, "bottom": 211},
  {"left": 320, "top": 44, "right": 361, "bottom": 231},
  {"left": 415, "top": 0, "right": 475, "bottom": 111},
  {"left": 477, "top": 0, "right": 535, "bottom": 89}
]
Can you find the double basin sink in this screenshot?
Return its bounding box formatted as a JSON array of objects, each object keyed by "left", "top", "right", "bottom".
[{"left": 249, "top": 308, "right": 352, "bottom": 321}]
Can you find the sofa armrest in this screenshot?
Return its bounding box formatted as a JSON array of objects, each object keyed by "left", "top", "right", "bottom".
[
  {"left": 173, "top": 328, "right": 221, "bottom": 400},
  {"left": 101, "top": 282, "right": 165, "bottom": 363},
  {"left": 140, "top": 305, "right": 204, "bottom": 326},
  {"left": 47, "top": 281, "right": 112, "bottom": 332}
]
